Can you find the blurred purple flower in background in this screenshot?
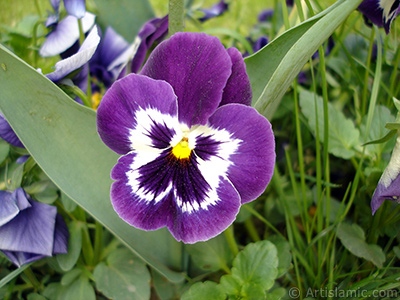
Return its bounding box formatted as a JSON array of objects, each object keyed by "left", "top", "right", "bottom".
[
  {"left": 198, "top": 0, "right": 229, "bottom": 22},
  {"left": 0, "top": 188, "right": 69, "bottom": 267}
]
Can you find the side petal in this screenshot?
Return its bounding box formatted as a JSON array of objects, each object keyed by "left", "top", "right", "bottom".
[
  {"left": 140, "top": 32, "right": 232, "bottom": 127},
  {"left": 97, "top": 74, "right": 179, "bottom": 154},
  {"left": 219, "top": 47, "right": 252, "bottom": 107},
  {"left": 0, "top": 191, "right": 19, "bottom": 227},
  {"left": 207, "top": 104, "right": 275, "bottom": 204},
  {"left": 52, "top": 214, "right": 69, "bottom": 254},
  {"left": 1, "top": 251, "right": 45, "bottom": 267},
  {"left": 46, "top": 27, "right": 100, "bottom": 82}
]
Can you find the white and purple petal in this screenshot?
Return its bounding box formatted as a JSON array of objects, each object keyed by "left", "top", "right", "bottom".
[
  {"left": 40, "top": 12, "right": 96, "bottom": 57},
  {"left": 140, "top": 32, "right": 233, "bottom": 127},
  {"left": 358, "top": 0, "right": 400, "bottom": 34},
  {"left": 207, "top": 104, "right": 275, "bottom": 204},
  {"left": 371, "top": 133, "right": 400, "bottom": 214},
  {"left": 97, "top": 74, "right": 179, "bottom": 154},
  {"left": 46, "top": 26, "right": 100, "bottom": 82}
]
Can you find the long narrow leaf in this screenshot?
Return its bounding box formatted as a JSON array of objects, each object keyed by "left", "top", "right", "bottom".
[
  {"left": 246, "top": 0, "right": 363, "bottom": 119},
  {"left": 0, "top": 45, "right": 184, "bottom": 283}
]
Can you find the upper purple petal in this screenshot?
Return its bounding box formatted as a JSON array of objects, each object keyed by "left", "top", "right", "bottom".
[
  {"left": 0, "top": 111, "right": 25, "bottom": 148},
  {"left": 131, "top": 15, "right": 169, "bottom": 73},
  {"left": 64, "top": 0, "right": 86, "bottom": 19},
  {"left": 140, "top": 32, "right": 233, "bottom": 127},
  {"left": 46, "top": 26, "right": 100, "bottom": 82},
  {"left": 207, "top": 104, "right": 275, "bottom": 204},
  {"left": 219, "top": 47, "right": 252, "bottom": 107},
  {"left": 97, "top": 74, "right": 178, "bottom": 155},
  {"left": 52, "top": 214, "right": 69, "bottom": 254}
]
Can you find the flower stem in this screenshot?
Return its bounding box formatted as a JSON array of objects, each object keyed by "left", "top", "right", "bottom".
[
  {"left": 168, "top": 0, "right": 185, "bottom": 36},
  {"left": 224, "top": 225, "right": 239, "bottom": 257}
]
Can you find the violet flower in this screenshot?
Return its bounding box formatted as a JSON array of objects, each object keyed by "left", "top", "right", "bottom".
[
  {"left": 198, "top": 0, "right": 229, "bottom": 22},
  {"left": 358, "top": 0, "right": 400, "bottom": 34},
  {"left": 97, "top": 33, "right": 276, "bottom": 244},
  {"left": 371, "top": 132, "right": 400, "bottom": 214},
  {"left": 0, "top": 188, "right": 68, "bottom": 267}
]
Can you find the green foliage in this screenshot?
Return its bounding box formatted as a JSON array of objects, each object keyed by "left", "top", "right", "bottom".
[
  {"left": 299, "top": 89, "right": 360, "bottom": 159},
  {"left": 93, "top": 248, "right": 151, "bottom": 300},
  {"left": 336, "top": 222, "right": 386, "bottom": 268}
]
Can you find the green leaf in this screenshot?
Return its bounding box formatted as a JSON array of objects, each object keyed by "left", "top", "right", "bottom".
[
  {"left": 245, "top": 0, "right": 363, "bottom": 119},
  {"left": 361, "top": 105, "right": 396, "bottom": 157},
  {"left": 0, "top": 141, "right": 10, "bottom": 164},
  {"left": 60, "top": 191, "right": 77, "bottom": 212},
  {"left": 181, "top": 282, "right": 226, "bottom": 300},
  {"left": 57, "top": 222, "right": 82, "bottom": 272},
  {"left": 93, "top": 248, "right": 151, "bottom": 300},
  {"left": 186, "top": 234, "right": 233, "bottom": 272},
  {"left": 220, "top": 240, "right": 278, "bottom": 298},
  {"left": 27, "top": 293, "right": 47, "bottom": 300},
  {"left": 299, "top": 90, "right": 360, "bottom": 159},
  {"left": 336, "top": 222, "right": 386, "bottom": 268},
  {"left": 94, "top": 0, "right": 154, "bottom": 42},
  {"left": 268, "top": 236, "right": 292, "bottom": 277},
  {"left": 0, "top": 44, "right": 183, "bottom": 282},
  {"left": 63, "top": 274, "right": 96, "bottom": 300}
]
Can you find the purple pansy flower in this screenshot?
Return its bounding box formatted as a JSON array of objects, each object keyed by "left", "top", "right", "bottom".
[
  {"left": 49, "top": 0, "right": 86, "bottom": 21},
  {"left": 358, "top": 0, "right": 400, "bottom": 34},
  {"left": 198, "top": 0, "right": 229, "bottom": 22},
  {"left": 0, "top": 188, "right": 69, "bottom": 267},
  {"left": 258, "top": 9, "right": 274, "bottom": 23},
  {"left": 97, "top": 32, "right": 275, "bottom": 244},
  {"left": 371, "top": 132, "right": 400, "bottom": 214}
]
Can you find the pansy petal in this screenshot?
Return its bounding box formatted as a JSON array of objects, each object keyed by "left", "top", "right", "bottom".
[
  {"left": 140, "top": 32, "right": 233, "bottom": 127},
  {"left": 111, "top": 149, "right": 241, "bottom": 243},
  {"left": 64, "top": 0, "right": 86, "bottom": 19},
  {"left": 1, "top": 251, "right": 45, "bottom": 267},
  {"left": 52, "top": 214, "right": 69, "bottom": 254},
  {"left": 46, "top": 27, "right": 100, "bottom": 82},
  {"left": 0, "top": 191, "right": 19, "bottom": 227},
  {"left": 0, "top": 200, "right": 57, "bottom": 256},
  {"left": 219, "top": 47, "right": 252, "bottom": 107},
  {"left": 207, "top": 104, "right": 275, "bottom": 204},
  {"left": 40, "top": 12, "right": 95, "bottom": 57},
  {"left": 167, "top": 174, "right": 240, "bottom": 244},
  {"left": 371, "top": 133, "right": 400, "bottom": 214},
  {"left": 97, "top": 74, "right": 178, "bottom": 154},
  {"left": 198, "top": 0, "right": 229, "bottom": 22},
  {"left": 0, "top": 111, "right": 24, "bottom": 148}
]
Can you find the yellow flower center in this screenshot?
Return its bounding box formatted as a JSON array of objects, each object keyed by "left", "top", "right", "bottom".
[
  {"left": 91, "top": 92, "right": 102, "bottom": 110},
  {"left": 172, "top": 137, "right": 191, "bottom": 159}
]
